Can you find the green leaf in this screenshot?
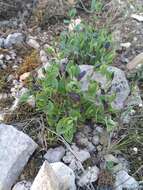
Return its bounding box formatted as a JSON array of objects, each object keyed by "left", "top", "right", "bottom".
[
  {"left": 19, "top": 91, "right": 31, "bottom": 104},
  {"left": 56, "top": 117, "right": 75, "bottom": 143}
]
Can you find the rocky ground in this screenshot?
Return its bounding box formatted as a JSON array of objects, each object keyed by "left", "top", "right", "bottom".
[{"left": 0, "top": 0, "right": 143, "bottom": 190}]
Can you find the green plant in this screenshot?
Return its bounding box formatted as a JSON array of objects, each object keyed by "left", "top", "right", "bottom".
[
  {"left": 23, "top": 62, "right": 117, "bottom": 143},
  {"left": 91, "top": 0, "right": 102, "bottom": 12},
  {"left": 60, "top": 23, "right": 115, "bottom": 66}
]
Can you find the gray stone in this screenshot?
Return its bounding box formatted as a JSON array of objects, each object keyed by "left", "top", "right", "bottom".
[
  {"left": 78, "top": 166, "right": 99, "bottom": 187},
  {"left": 127, "top": 52, "right": 143, "bottom": 70},
  {"left": 51, "top": 162, "right": 76, "bottom": 190},
  {"left": 0, "top": 38, "right": 4, "bottom": 48},
  {"left": 121, "top": 86, "right": 142, "bottom": 124},
  {"left": 63, "top": 144, "right": 90, "bottom": 171},
  {"left": 94, "top": 126, "right": 104, "bottom": 134},
  {"left": 63, "top": 144, "right": 90, "bottom": 164},
  {"left": 44, "top": 146, "right": 65, "bottom": 163},
  {"left": 31, "top": 161, "right": 60, "bottom": 190},
  {"left": 76, "top": 132, "right": 89, "bottom": 147},
  {"left": 104, "top": 154, "right": 119, "bottom": 163},
  {"left": 115, "top": 170, "right": 139, "bottom": 190},
  {"left": 27, "top": 38, "right": 40, "bottom": 50},
  {"left": 12, "top": 181, "right": 32, "bottom": 190},
  {"left": 4, "top": 33, "right": 24, "bottom": 48},
  {"left": 92, "top": 135, "right": 100, "bottom": 146},
  {"left": 0, "top": 124, "right": 37, "bottom": 190},
  {"left": 40, "top": 50, "right": 48, "bottom": 64},
  {"left": 125, "top": 86, "right": 142, "bottom": 107},
  {"left": 79, "top": 65, "right": 108, "bottom": 91},
  {"left": 108, "top": 66, "right": 130, "bottom": 110},
  {"left": 79, "top": 65, "right": 130, "bottom": 110}
]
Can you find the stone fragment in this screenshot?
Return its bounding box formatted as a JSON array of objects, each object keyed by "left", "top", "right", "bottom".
[
  {"left": 131, "top": 14, "right": 143, "bottom": 22},
  {"left": 51, "top": 162, "right": 76, "bottom": 190},
  {"left": 40, "top": 50, "right": 48, "bottom": 64},
  {"left": 120, "top": 42, "right": 131, "bottom": 48},
  {"left": 127, "top": 52, "right": 143, "bottom": 70},
  {"left": 115, "top": 170, "right": 139, "bottom": 190},
  {"left": 19, "top": 72, "right": 30, "bottom": 82},
  {"left": 108, "top": 66, "right": 130, "bottom": 110},
  {"left": 78, "top": 166, "right": 99, "bottom": 187},
  {"left": 79, "top": 65, "right": 108, "bottom": 91},
  {"left": 31, "top": 161, "right": 60, "bottom": 190},
  {"left": 12, "top": 180, "right": 32, "bottom": 190},
  {"left": 44, "top": 146, "right": 65, "bottom": 163},
  {"left": 79, "top": 65, "right": 130, "bottom": 110},
  {"left": 92, "top": 135, "right": 100, "bottom": 146},
  {"left": 104, "top": 154, "right": 119, "bottom": 163},
  {"left": 0, "top": 124, "right": 37, "bottom": 190},
  {"left": 4, "top": 33, "right": 24, "bottom": 48},
  {"left": 27, "top": 38, "right": 40, "bottom": 50},
  {"left": 63, "top": 144, "right": 90, "bottom": 164}
]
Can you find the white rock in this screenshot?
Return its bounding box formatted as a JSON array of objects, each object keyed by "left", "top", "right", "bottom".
[
  {"left": 51, "top": 162, "right": 76, "bottom": 190},
  {"left": 4, "top": 33, "right": 24, "bottom": 48},
  {"left": 0, "top": 54, "right": 4, "bottom": 59},
  {"left": 31, "top": 161, "right": 60, "bottom": 190},
  {"left": 27, "top": 38, "right": 40, "bottom": 50},
  {"left": 131, "top": 14, "right": 143, "bottom": 22},
  {"left": 40, "top": 50, "right": 48, "bottom": 63},
  {"left": 120, "top": 42, "right": 131, "bottom": 48},
  {"left": 115, "top": 170, "right": 139, "bottom": 190},
  {"left": 44, "top": 146, "right": 65, "bottom": 163},
  {"left": 12, "top": 180, "right": 32, "bottom": 190},
  {"left": 0, "top": 124, "right": 37, "bottom": 190},
  {"left": 78, "top": 166, "right": 99, "bottom": 187},
  {"left": 19, "top": 72, "right": 30, "bottom": 82},
  {"left": 5, "top": 54, "right": 11, "bottom": 61}
]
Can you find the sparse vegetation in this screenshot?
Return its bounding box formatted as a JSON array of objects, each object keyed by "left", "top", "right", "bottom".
[
  {"left": 21, "top": 61, "right": 117, "bottom": 143},
  {"left": 60, "top": 23, "right": 115, "bottom": 66}
]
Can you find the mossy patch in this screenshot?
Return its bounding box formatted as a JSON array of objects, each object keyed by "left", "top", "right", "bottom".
[{"left": 17, "top": 50, "right": 41, "bottom": 76}]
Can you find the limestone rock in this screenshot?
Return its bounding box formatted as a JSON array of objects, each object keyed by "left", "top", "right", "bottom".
[
  {"left": 79, "top": 65, "right": 107, "bottom": 91},
  {"left": 27, "top": 38, "right": 40, "bottom": 50},
  {"left": 127, "top": 52, "right": 143, "bottom": 70},
  {"left": 63, "top": 144, "right": 90, "bottom": 170},
  {"left": 51, "top": 162, "right": 76, "bottom": 190},
  {"left": 31, "top": 161, "right": 60, "bottom": 190},
  {"left": 78, "top": 166, "right": 99, "bottom": 187},
  {"left": 131, "top": 14, "right": 143, "bottom": 22},
  {"left": 12, "top": 180, "right": 32, "bottom": 190},
  {"left": 4, "top": 33, "right": 24, "bottom": 48},
  {"left": 115, "top": 170, "right": 139, "bottom": 190},
  {"left": 44, "top": 146, "right": 66, "bottom": 163},
  {"left": 79, "top": 65, "right": 130, "bottom": 110},
  {"left": 0, "top": 124, "right": 37, "bottom": 190},
  {"left": 108, "top": 66, "right": 130, "bottom": 110}
]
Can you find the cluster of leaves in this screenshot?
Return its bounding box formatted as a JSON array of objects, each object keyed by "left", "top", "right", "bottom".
[
  {"left": 23, "top": 62, "right": 117, "bottom": 143},
  {"left": 60, "top": 23, "right": 115, "bottom": 66}
]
